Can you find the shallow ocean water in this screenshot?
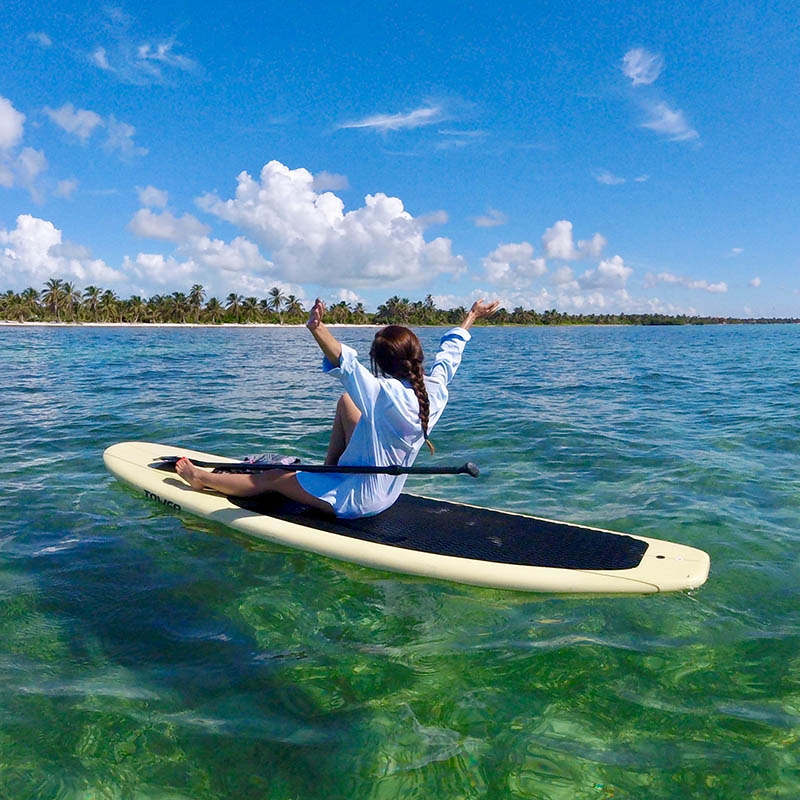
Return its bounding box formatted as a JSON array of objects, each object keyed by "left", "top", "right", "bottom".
[{"left": 1, "top": 323, "right": 799, "bottom": 799}]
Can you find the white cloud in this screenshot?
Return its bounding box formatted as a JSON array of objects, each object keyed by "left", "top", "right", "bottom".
[
  {"left": 339, "top": 105, "right": 443, "bottom": 133},
  {"left": 122, "top": 252, "right": 197, "bottom": 285},
  {"left": 312, "top": 171, "right": 349, "bottom": 192},
  {"left": 16, "top": 147, "right": 48, "bottom": 201},
  {"left": 333, "top": 288, "right": 365, "bottom": 305},
  {"left": 749, "top": 276, "right": 761, "bottom": 288},
  {"left": 551, "top": 265, "right": 578, "bottom": 288},
  {"left": 178, "top": 235, "right": 272, "bottom": 273},
  {"left": 0, "top": 96, "right": 25, "bottom": 151},
  {"left": 482, "top": 242, "right": 546, "bottom": 287},
  {"left": 641, "top": 102, "right": 698, "bottom": 142},
  {"left": 634, "top": 175, "right": 650, "bottom": 182},
  {"left": 646, "top": 271, "right": 728, "bottom": 293},
  {"left": 136, "top": 40, "right": 197, "bottom": 73},
  {"left": 542, "top": 220, "right": 606, "bottom": 260},
  {"left": 44, "top": 103, "right": 104, "bottom": 143},
  {"left": 196, "top": 160, "right": 466, "bottom": 288},
  {"left": 28, "top": 32, "right": 52, "bottom": 47},
  {"left": 55, "top": 178, "right": 78, "bottom": 198},
  {"left": 622, "top": 48, "right": 664, "bottom": 86},
  {"left": 416, "top": 209, "right": 448, "bottom": 228},
  {"left": 89, "top": 17, "right": 199, "bottom": 86},
  {"left": 579, "top": 255, "right": 633, "bottom": 289},
  {"left": 0, "top": 165, "right": 13, "bottom": 187},
  {"left": 728, "top": 247, "right": 743, "bottom": 257},
  {"left": 593, "top": 169, "right": 626, "bottom": 185},
  {"left": 137, "top": 185, "right": 169, "bottom": 208},
  {"left": 128, "top": 208, "right": 210, "bottom": 242},
  {"left": 91, "top": 47, "right": 111, "bottom": 71},
  {"left": 0, "top": 214, "right": 120, "bottom": 289},
  {"left": 474, "top": 208, "right": 507, "bottom": 228},
  {"left": 103, "top": 115, "right": 148, "bottom": 158}
]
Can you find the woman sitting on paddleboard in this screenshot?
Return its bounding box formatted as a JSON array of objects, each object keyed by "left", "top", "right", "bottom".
[{"left": 176, "top": 297, "right": 499, "bottom": 517}]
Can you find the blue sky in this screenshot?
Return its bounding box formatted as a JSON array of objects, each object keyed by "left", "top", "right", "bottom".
[{"left": 1, "top": 0, "right": 798, "bottom": 316}]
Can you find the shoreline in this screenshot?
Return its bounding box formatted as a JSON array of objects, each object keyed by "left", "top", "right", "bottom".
[{"left": 0, "top": 320, "right": 380, "bottom": 328}]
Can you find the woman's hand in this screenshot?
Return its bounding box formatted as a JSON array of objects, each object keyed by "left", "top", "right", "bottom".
[
  {"left": 307, "top": 298, "right": 326, "bottom": 330},
  {"left": 461, "top": 298, "right": 500, "bottom": 329},
  {"left": 306, "top": 298, "right": 342, "bottom": 364}
]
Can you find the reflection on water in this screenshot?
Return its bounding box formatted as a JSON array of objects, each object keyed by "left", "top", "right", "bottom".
[{"left": 1, "top": 323, "right": 799, "bottom": 798}]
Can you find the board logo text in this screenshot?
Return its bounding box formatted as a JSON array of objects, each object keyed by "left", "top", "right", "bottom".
[{"left": 144, "top": 490, "right": 181, "bottom": 511}]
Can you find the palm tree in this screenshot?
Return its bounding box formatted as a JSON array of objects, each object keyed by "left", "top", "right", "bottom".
[
  {"left": 21, "top": 288, "right": 40, "bottom": 321},
  {"left": 241, "top": 296, "right": 259, "bottom": 323},
  {"left": 283, "top": 294, "right": 304, "bottom": 321},
  {"left": 100, "top": 289, "right": 119, "bottom": 322},
  {"left": 125, "top": 296, "right": 145, "bottom": 323},
  {"left": 42, "top": 278, "right": 64, "bottom": 321},
  {"left": 352, "top": 302, "right": 369, "bottom": 324},
  {"left": 225, "top": 293, "right": 243, "bottom": 322},
  {"left": 204, "top": 297, "right": 224, "bottom": 324},
  {"left": 267, "top": 286, "right": 285, "bottom": 322},
  {"left": 169, "top": 292, "right": 190, "bottom": 323},
  {"left": 189, "top": 284, "right": 206, "bottom": 323},
  {"left": 61, "top": 281, "right": 81, "bottom": 322},
  {"left": 83, "top": 286, "right": 101, "bottom": 321},
  {"left": 329, "top": 301, "right": 351, "bottom": 324}
]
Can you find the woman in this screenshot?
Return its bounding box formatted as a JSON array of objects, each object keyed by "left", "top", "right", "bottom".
[{"left": 176, "top": 297, "right": 499, "bottom": 517}]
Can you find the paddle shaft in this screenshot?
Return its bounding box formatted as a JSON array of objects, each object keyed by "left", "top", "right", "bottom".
[{"left": 157, "top": 456, "right": 480, "bottom": 478}]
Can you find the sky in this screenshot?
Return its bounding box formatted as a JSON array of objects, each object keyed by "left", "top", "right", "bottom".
[{"left": 1, "top": 0, "right": 798, "bottom": 316}]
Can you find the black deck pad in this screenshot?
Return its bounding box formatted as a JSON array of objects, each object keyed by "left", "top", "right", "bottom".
[{"left": 229, "top": 493, "right": 648, "bottom": 571}]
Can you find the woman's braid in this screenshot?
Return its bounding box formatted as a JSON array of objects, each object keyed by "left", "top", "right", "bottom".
[{"left": 405, "top": 358, "right": 434, "bottom": 454}]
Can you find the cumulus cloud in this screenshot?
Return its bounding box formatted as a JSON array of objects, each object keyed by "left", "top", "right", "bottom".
[
  {"left": 91, "top": 47, "right": 111, "bottom": 71},
  {"left": 749, "top": 276, "right": 761, "bottom": 288},
  {"left": 0, "top": 96, "right": 26, "bottom": 151},
  {"left": 195, "top": 160, "right": 466, "bottom": 287},
  {"left": 542, "top": 220, "right": 607, "bottom": 260},
  {"left": 128, "top": 208, "right": 210, "bottom": 242},
  {"left": 137, "top": 185, "right": 168, "bottom": 208},
  {"left": 578, "top": 255, "right": 633, "bottom": 289},
  {"left": 0, "top": 214, "right": 120, "bottom": 289},
  {"left": 122, "top": 252, "right": 197, "bottom": 285},
  {"left": 28, "top": 31, "right": 52, "bottom": 47},
  {"left": 593, "top": 168, "right": 626, "bottom": 185},
  {"left": 44, "top": 103, "right": 104, "bottom": 143},
  {"left": 641, "top": 102, "right": 699, "bottom": 142},
  {"left": 645, "top": 271, "right": 728, "bottom": 293},
  {"left": 312, "top": 171, "right": 349, "bottom": 191},
  {"left": 473, "top": 208, "right": 507, "bottom": 228},
  {"left": 177, "top": 235, "right": 272, "bottom": 273},
  {"left": 482, "top": 242, "right": 546, "bottom": 287},
  {"left": 339, "top": 105, "right": 443, "bottom": 133},
  {"left": 622, "top": 48, "right": 664, "bottom": 86}
]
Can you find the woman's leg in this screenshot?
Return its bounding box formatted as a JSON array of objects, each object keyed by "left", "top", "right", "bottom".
[
  {"left": 175, "top": 459, "right": 335, "bottom": 514},
  {"left": 324, "top": 392, "right": 361, "bottom": 465}
]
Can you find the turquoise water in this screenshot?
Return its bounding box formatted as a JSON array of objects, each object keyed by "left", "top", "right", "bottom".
[{"left": 1, "top": 323, "right": 799, "bottom": 799}]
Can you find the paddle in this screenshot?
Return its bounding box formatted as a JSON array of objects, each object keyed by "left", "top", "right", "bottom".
[{"left": 155, "top": 455, "right": 480, "bottom": 478}]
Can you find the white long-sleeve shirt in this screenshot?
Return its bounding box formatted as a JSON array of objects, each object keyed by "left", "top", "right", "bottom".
[{"left": 297, "top": 327, "right": 472, "bottom": 518}]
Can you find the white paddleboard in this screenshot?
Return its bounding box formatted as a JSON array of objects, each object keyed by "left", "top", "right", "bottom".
[{"left": 104, "top": 441, "right": 710, "bottom": 594}]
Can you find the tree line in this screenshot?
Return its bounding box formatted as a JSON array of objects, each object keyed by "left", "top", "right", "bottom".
[{"left": 1, "top": 278, "right": 798, "bottom": 326}]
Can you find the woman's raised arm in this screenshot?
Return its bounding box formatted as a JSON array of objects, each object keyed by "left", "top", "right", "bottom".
[
  {"left": 306, "top": 298, "right": 343, "bottom": 364},
  {"left": 459, "top": 299, "right": 500, "bottom": 330}
]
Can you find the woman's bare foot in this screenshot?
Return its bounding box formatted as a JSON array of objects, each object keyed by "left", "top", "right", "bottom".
[{"left": 175, "top": 457, "right": 207, "bottom": 490}]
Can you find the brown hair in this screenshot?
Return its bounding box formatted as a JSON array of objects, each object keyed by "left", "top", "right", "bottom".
[{"left": 369, "top": 325, "right": 434, "bottom": 454}]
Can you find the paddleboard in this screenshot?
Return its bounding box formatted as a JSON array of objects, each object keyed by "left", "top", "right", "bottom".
[{"left": 103, "top": 441, "right": 710, "bottom": 594}]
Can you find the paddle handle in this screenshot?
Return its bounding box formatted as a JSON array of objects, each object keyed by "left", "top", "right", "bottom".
[{"left": 156, "top": 456, "right": 480, "bottom": 478}]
